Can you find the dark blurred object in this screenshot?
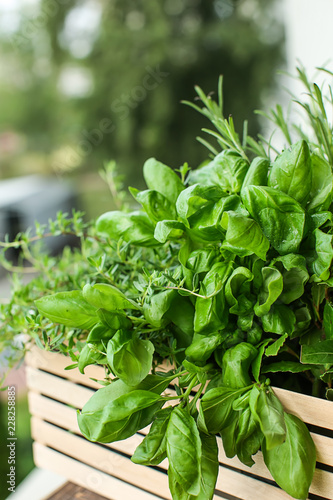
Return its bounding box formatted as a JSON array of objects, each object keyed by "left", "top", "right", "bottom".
[{"left": 0, "top": 175, "right": 77, "bottom": 262}]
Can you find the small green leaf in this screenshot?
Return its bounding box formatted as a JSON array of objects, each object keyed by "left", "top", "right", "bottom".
[
  {"left": 268, "top": 140, "right": 312, "bottom": 207},
  {"left": 107, "top": 330, "right": 154, "bottom": 386}
]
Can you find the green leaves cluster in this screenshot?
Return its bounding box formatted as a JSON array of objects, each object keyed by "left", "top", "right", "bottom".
[{"left": 4, "top": 72, "right": 333, "bottom": 499}]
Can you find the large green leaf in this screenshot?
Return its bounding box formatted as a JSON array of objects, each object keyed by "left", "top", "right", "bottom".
[
  {"left": 176, "top": 184, "right": 224, "bottom": 225},
  {"left": 261, "top": 304, "right": 296, "bottom": 336},
  {"left": 96, "top": 210, "right": 157, "bottom": 246},
  {"left": 242, "top": 185, "right": 306, "bottom": 255},
  {"left": 167, "top": 406, "right": 201, "bottom": 496},
  {"left": 263, "top": 413, "right": 316, "bottom": 500},
  {"left": 268, "top": 140, "right": 312, "bottom": 207},
  {"left": 35, "top": 291, "right": 98, "bottom": 329},
  {"left": 143, "top": 158, "right": 184, "bottom": 204},
  {"left": 131, "top": 407, "right": 172, "bottom": 465},
  {"left": 301, "top": 339, "right": 333, "bottom": 364},
  {"left": 221, "top": 211, "right": 269, "bottom": 260},
  {"left": 83, "top": 283, "right": 140, "bottom": 311},
  {"left": 77, "top": 384, "right": 164, "bottom": 443},
  {"left": 129, "top": 188, "right": 176, "bottom": 223},
  {"left": 222, "top": 343, "right": 258, "bottom": 389},
  {"left": 188, "top": 150, "right": 249, "bottom": 193},
  {"left": 154, "top": 220, "right": 185, "bottom": 243}
]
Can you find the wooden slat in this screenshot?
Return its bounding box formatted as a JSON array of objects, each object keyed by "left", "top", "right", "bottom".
[
  {"left": 273, "top": 386, "right": 333, "bottom": 429},
  {"left": 27, "top": 349, "right": 333, "bottom": 431},
  {"left": 26, "top": 347, "right": 105, "bottom": 389},
  {"left": 27, "top": 349, "right": 333, "bottom": 499},
  {"left": 33, "top": 443, "right": 164, "bottom": 500},
  {"left": 31, "top": 417, "right": 172, "bottom": 500},
  {"left": 28, "top": 391, "right": 333, "bottom": 470},
  {"left": 26, "top": 366, "right": 94, "bottom": 408}
]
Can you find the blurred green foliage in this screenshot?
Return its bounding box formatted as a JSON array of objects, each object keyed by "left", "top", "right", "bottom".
[{"left": 0, "top": 0, "right": 283, "bottom": 185}]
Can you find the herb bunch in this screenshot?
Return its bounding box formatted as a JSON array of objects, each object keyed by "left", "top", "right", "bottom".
[{"left": 3, "top": 67, "right": 333, "bottom": 499}]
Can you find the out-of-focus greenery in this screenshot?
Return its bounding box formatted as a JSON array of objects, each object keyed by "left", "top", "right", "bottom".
[
  {"left": 0, "top": 395, "right": 34, "bottom": 500},
  {"left": 0, "top": 0, "right": 284, "bottom": 185}
]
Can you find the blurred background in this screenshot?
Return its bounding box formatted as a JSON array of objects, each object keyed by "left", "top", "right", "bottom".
[
  {"left": 0, "top": 0, "right": 284, "bottom": 220},
  {"left": 2, "top": 0, "right": 331, "bottom": 497}
]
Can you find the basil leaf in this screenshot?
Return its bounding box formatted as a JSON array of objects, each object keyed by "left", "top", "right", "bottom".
[
  {"left": 129, "top": 188, "right": 177, "bottom": 223},
  {"left": 236, "top": 407, "right": 263, "bottom": 466},
  {"left": 222, "top": 343, "right": 258, "bottom": 388},
  {"left": 311, "top": 229, "right": 333, "bottom": 280},
  {"left": 221, "top": 211, "right": 269, "bottom": 260},
  {"left": 265, "top": 333, "right": 288, "bottom": 357},
  {"left": 83, "top": 283, "right": 140, "bottom": 311},
  {"left": 301, "top": 339, "right": 333, "bottom": 364},
  {"left": 262, "top": 413, "right": 316, "bottom": 500},
  {"left": 307, "top": 153, "right": 333, "bottom": 213},
  {"left": 107, "top": 329, "right": 154, "bottom": 386},
  {"left": 268, "top": 140, "right": 312, "bottom": 207},
  {"left": 323, "top": 302, "right": 333, "bottom": 339},
  {"left": 261, "top": 304, "right": 296, "bottom": 336},
  {"left": 96, "top": 210, "right": 157, "bottom": 246},
  {"left": 249, "top": 385, "right": 286, "bottom": 450},
  {"left": 77, "top": 383, "right": 164, "bottom": 443},
  {"left": 196, "top": 433, "right": 219, "bottom": 500},
  {"left": 143, "top": 158, "right": 184, "bottom": 204},
  {"left": 96, "top": 309, "right": 132, "bottom": 330},
  {"left": 35, "top": 290, "right": 98, "bottom": 329},
  {"left": 198, "top": 386, "right": 247, "bottom": 434},
  {"left": 87, "top": 323, "right": 116, "bottom": 342},
  {"left": 78, "top": 342, "right": 106, "bottom": 374},
  {"left": 131, "top": 407, "right": 173, "bottom": 465},
  {"left": 254, "top": 266, "right": 283, "bottom": 317},
  {"left": 166, "top": 406, "right": 201, "bottom": 496},
  {"left": 272, "top": 254, "right": 309, "bottom": 304},
  {"left": 251, "top": 339, "right": 271, "bottom": 382},
  {"left": 225, "top": 267, "right": 254, "bottom": 315},
  {"left": 194, "top": 262, "right": 233, "bottom": 334},
  {"left": 188, "top": 150, "right": 249, "bottom": 193},
  {"left": 176, "top": 184, "right": 224, "bottom": 224},
  {"left": 154, "top": 220, "right": 185, "bottom": 243},
  {"left": 241, "top": 156, "right": 269, "bottom": 194},
  {"left": 221, "top": 416, "right": 239, "bottom": 459},
  {"left": 261, "top": 361, "right": 313, "bottom": 374},
  {"left": 185, "top": 332, "right": 224, "bottom": 363},
  {"left": 242, "top": 185, "right": 306, "bottom": 255}
]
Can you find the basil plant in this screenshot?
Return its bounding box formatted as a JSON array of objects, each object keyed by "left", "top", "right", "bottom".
[{"left": 33, "top": 69, "right": 333, "bottom": 499}]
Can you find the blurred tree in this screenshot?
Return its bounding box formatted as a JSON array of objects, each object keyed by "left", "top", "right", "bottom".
[{"left": 0, "top": 0, "right": 284, "bottom": 185}]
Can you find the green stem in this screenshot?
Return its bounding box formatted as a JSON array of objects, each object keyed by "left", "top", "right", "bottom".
[{"left": 189, "top": 381, "right": 206, "bottom": 410}]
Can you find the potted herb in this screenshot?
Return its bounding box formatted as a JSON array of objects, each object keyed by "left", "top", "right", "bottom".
[{"left": 2, "top": 66, "right": 333, "bottom": 500}]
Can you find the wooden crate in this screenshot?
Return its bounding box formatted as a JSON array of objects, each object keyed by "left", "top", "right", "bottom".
[{"left": 25, "top": 346, "right": 333, "bottom": 500}]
